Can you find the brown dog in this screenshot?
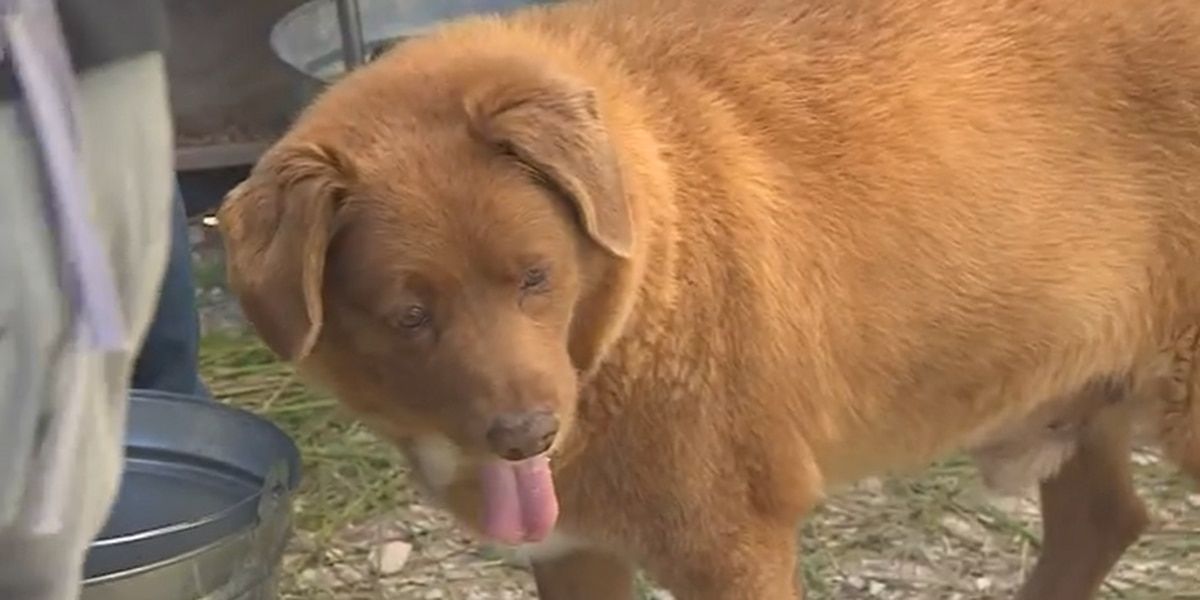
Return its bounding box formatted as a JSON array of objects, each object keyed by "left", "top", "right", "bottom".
[{"left": 217, "top": 0, "right": 1200, "bottom": 597}]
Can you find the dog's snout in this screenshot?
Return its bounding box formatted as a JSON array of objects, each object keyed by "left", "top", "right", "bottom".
[{"left": 485, "top": 410, "right": 559, "bottom": 461}]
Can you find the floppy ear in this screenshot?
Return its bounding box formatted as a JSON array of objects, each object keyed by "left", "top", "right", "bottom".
[
  {"left": 465, "top": 69, "right": 633, "bottom": 258},
  {"left": 216, "top": 144, "right": 351, "bottom": 362}
]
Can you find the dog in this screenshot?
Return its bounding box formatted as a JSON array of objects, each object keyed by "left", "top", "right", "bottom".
[{"left": 216, "top": 0, "right": 1200, "bottom": 597}]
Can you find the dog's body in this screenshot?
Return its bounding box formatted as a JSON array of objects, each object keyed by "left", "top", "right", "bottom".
[{"left": 218, "top": 0, "right": 1200, "bottom": 597}]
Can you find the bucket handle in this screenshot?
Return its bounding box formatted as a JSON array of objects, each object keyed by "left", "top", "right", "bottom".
[
  {"left": 254, "top": 460, "right": 293, "bottom": 527},
  {"left": 242, "top": 461, "right": 294, "bottom": 573}
]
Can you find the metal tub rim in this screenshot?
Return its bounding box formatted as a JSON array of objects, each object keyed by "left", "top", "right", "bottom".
[
  {"left": 82, "top": 389, "right": 302, "bottom": 599},
  {"left": 269, "top": 0, "right": 555, "bottom": 84}
]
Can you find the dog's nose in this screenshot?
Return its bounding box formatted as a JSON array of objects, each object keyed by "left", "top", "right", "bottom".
[{"left": 485, "top": 410, "right": 559, "bottom": 461}]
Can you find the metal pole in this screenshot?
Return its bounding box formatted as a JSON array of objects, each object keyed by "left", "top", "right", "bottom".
[{"left": 334, "top": 0, "right": 365, "bottom": 71}]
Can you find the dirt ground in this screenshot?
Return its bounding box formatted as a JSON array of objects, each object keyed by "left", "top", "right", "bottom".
[{"left": 191, "top": 221, "right": 1199, "bottom": 600}]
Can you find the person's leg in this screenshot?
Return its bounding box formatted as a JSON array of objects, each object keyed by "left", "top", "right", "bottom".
[
  {"left": 131, "top": 182, "right": 210, "bottom": 398},
  {"left": 0, "top": 50, "right": 173, "bottom": 599}
]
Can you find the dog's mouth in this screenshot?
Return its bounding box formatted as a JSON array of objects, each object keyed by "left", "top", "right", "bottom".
[{"left": 478, "top": 454, "right": 558, "bottom": 544}]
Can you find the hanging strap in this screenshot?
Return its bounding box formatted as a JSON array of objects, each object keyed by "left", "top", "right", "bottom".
[
  {"left": 1, "top": 0, "right": 126, "bottom": 352},
  {"left": 0, "top": 0, "right": 130, "bottom": 534}
]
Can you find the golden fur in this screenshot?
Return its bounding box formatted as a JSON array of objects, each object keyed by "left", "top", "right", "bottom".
[{"left": 218, "top": 0, "right": 1200, "bottom": 597}]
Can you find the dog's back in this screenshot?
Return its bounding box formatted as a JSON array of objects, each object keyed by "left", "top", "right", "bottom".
[{"left": 477, "top": 0, "right": 1200, "bottom": 472}]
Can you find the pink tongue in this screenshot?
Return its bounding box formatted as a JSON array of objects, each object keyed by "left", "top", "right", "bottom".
[{"left": 478, "top": 456, "right": 558, "bottom": 544}]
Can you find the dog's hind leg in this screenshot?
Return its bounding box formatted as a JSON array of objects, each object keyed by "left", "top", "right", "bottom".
[
  {"left": 1154, "top": 325, "right": 1200, "bottom": 482},
  {"left": 1017, "top": 399, "right": 1149, "bottom": 600}
]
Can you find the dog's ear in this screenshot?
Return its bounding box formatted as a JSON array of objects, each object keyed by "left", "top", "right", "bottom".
[
  {"left": 465, "top": 69, "right": 633, "bottom": 258},
  {"left": 216, "top": 144, "right": 351, "bottom": 362}
]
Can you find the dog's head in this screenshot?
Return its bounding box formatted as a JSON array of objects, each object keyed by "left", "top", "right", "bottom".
[{"left": 217, "top": 52, "right": 635, "bottom": 465}]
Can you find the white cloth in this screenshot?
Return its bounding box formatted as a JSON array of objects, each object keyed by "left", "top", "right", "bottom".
[{"left": 0, "top": 4, "right": 172, "bottom": 593}]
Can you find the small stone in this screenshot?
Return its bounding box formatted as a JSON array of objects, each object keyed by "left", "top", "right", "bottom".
[
  {"left": 1131, "top": 451, "right": 1158, "bottom": 466},
  {"left": 941, "top": 514, "right": 979, "bottom": 542},
  {"left": 974, "top": 576, "right": 993, "bottom": 591},
  {"left": 868, "top": 580, "right": 886, "bottom": 596},
  {"left": 297, "top": 567, "right": 337, "bottom": 588},
  {"left": 859, "top": 477, "right": 885, "bottom": 494},
  {"left": 1187, "top": 494, "right": 1200, "bottom": 509},
  {"left": 333, "top": 564, "right": 363, "bottom": 584},
  {"left": 297, "top": 568, "right": 321, "bottom": 587},
  {"left": 373, "top": 540, "right": 413, "bottom": 576}
]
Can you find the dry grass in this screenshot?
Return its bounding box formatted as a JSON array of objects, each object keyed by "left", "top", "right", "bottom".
[{"left": 199, "top": 333, "right": 1200, "bottom": 599}]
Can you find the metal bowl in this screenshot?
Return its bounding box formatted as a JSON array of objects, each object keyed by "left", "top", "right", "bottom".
[
  {"left": 270, "top": 0, "right": 554, "bottom": 110},
  {"left": 81, "top": 390, "right": 301, "bottom": 600}
]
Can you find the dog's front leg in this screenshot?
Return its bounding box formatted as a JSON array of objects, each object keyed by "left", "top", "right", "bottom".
[
  {"left": 532, "top": 547, "right": 636, "bottom": 600},
  {"left": 1017, "top": 401, "right": 1148, "bottom": 600},
  {"left": 651, "top": 523, "right": 801, "bottom": 600}
]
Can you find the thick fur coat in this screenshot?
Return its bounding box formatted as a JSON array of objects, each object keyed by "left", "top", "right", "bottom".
[{"left": 218, "top": 0, "right": 1200, "bottom": 597}]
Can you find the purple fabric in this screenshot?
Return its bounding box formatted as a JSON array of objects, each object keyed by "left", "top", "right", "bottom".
[
  {"left": 0, "top": 0, "right": 130, "bottom": 534},
  {"left": 3, "top": 0, "right": 126, "bottom": 353}
]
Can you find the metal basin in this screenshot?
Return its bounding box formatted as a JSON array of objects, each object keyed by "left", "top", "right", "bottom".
[
  {"left": 81, "top": 390, "right": 301, "bottom": 600},
  {"left": 270, "top": 0, "right": 554, "bottom": 110}
]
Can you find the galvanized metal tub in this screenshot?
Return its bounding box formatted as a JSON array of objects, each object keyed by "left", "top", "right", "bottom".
[
  {"left": 270, "top": 0, "right": 554, "bottom": 110},
  {"left": 81, "top": 390, "right": 301, "bottom": 600}
]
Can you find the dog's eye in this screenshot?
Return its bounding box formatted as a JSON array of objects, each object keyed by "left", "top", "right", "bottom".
[
  {"left": 391, "top": 304, "right": 431, "bottom": 330},
  {"left": 520, "top": 267, "right": 549, "bottom": 292}
]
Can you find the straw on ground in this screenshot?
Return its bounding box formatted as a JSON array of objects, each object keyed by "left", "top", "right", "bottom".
[{"left": 200, "top": 333, "right": 1200, "bottom": 600}]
